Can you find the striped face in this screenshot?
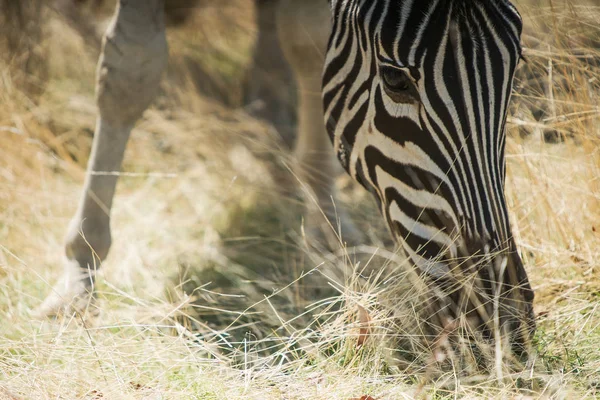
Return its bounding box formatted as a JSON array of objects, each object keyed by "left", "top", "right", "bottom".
[{"left": 323, "top": 0, "right": 525, "bottom": 280}]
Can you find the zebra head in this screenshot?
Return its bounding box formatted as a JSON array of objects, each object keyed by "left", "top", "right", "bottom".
[{"left": 323, "top": 0, "right": 534, "bottom": 339}]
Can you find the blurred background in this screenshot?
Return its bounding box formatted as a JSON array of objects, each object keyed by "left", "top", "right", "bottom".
[{"left": 0, "top": 0, "right": 599, "bottom": 398}]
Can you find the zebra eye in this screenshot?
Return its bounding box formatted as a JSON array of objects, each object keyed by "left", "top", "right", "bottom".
[{"left": 381, "top": 66, "right": 410, "bottom": 92}]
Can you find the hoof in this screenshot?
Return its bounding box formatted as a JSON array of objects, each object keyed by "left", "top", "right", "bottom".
[{"left": 34, "top": 259, "right": 97, "bottom": 319}]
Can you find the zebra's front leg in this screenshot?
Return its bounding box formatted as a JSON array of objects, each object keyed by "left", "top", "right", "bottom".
[
  {"left": 37, "top": 0, "right": 168, "bottom": 316},
  {"left": 277, "top": 0, "right": 363, "bottom": 248}
]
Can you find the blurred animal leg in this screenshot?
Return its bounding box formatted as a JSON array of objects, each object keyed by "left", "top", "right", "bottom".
[
  {"left": 245, "top": 0, "right": 296, "bottom": 147},
  {"left": 37, "top": 0, "right": 168, "bottom": 316},
  {"left": 277, "top": 0, "right": 363, "bottom": 247}
]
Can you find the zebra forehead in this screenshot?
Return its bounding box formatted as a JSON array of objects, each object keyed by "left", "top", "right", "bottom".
[{"left": 343, "top": 0, "right": 522, "bottom": 67}]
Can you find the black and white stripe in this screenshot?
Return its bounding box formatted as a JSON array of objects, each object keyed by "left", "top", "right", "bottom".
[{"left": 323, "top": 0, "right": 534, "bottom": 342}]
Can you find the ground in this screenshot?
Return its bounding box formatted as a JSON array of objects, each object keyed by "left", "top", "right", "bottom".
[{"left": 0, "top": 1, "right": 599, "bottom": 399}]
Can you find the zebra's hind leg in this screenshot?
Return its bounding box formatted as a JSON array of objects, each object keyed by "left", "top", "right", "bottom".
[
  {"left": 36, "top": 0, "right": 168, "bottom": 317},
  {"left": 277, "top": 0, "right": 364, "bottom": 248},
  {"left": 244, "top": 0, "right": 296, "bottom": 147}
]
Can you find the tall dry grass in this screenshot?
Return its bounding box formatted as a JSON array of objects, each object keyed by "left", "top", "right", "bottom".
[{"left": 0, "top": 0, "right": 599, "bottom": 398}]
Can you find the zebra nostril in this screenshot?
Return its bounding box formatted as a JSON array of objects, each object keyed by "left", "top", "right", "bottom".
[{"left": 381, "top": 66, "right": 411, "bottom": 92}]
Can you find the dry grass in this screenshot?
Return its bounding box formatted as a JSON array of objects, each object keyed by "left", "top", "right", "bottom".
[{"left": 1, "top": 1, "right": 599, "bottom": 399}]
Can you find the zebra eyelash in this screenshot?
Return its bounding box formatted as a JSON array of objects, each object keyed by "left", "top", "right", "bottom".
[{"left": 377, "top": 61, "right": 420, "bottom": 84}]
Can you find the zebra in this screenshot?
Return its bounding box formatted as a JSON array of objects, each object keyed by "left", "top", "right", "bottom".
[
  {"left": 322, "top": 0, "right": 535, "bottom": 351},
  {"left": 38, "top": 0, "right": 536, "bottom": 354}
]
